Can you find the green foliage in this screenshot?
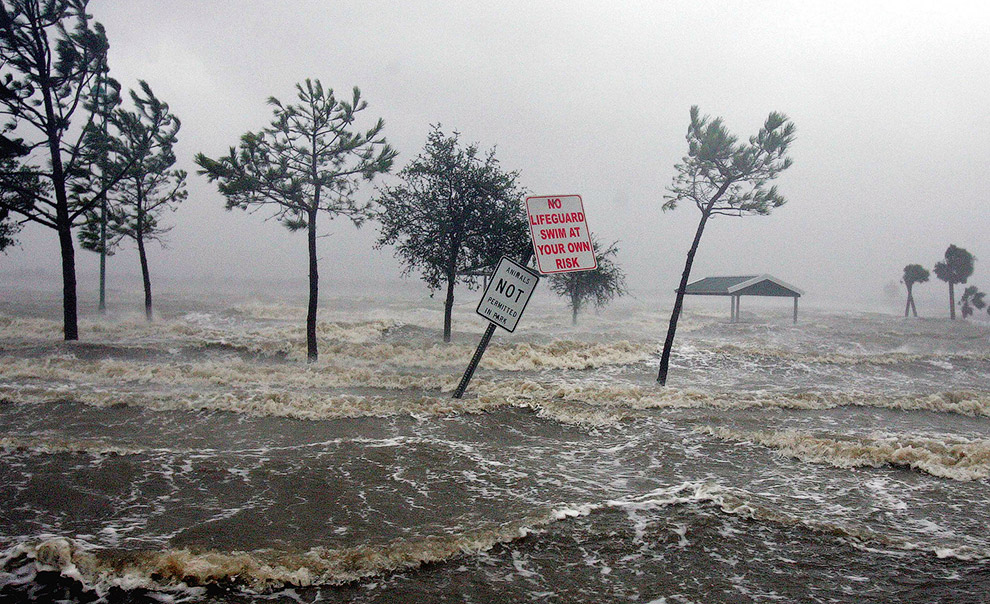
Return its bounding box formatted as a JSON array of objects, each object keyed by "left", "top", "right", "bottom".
[
  {"left": 374, "top": 125, "right": 529, "bottom": 293},
  {"left": 663, "top": 106, "right": 795, "bottom": 217},
  {"left": 933, "top": 244, "right": 975, "bottom": 286},
  {"left": 902, "top": 264, "right": 930, "bottom": 288},
  {"left": 0, "top": 0, "right": 116, "bottom": 230},
  {"left": 79, "top": 80, "right": 187, "bottom": 252},
  {"left": 195, "top": 79, "right": 396, "bottom": 229},
  {"left": 959, "top": 286, "right": 986, "bottom": 319},
  {"left": 548, "top": 236, "right": 627, "bottom": 323}
]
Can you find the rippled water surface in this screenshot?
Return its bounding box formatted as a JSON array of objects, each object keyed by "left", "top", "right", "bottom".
[{"left": 1, "top": 291, "right": 989, "bottom": 603}]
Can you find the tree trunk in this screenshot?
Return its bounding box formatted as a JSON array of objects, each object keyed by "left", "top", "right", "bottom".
[
  {"left": 949, "top": 282, "right": 956, "bottom": 320},
  {"left": 910, "top": 296, "right": 918, "bottom": 317},
  {"left": 137, "top": 234, "right": 153, "bottom": 321},
  {"left": 657, "top": 210, "right": 713, "bottom": 385},
  {"left": 57, "top": 219, "right": 79, "bottom": 341},
  {"left": 306, "top": 209, "right": 319, "bottom": 362},
  {"left": 904, "top": 285, "right": 912, "bottom": 318},
  {"left": 571, "top": 291, "right": 580, "bottom": 325},
  {"left": 443, "top": 274, "right": 455, "bottom": 343}
]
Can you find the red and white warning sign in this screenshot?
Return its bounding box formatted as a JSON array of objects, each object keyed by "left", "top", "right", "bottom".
[{"left": 525, "top": 195, "right": 596, "bottom": 274}]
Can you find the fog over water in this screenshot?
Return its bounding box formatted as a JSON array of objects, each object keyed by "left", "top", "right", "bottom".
[
  {"left": 2, "top": 3, "right": 990, "bottom": 603},
  {"left": 3, "top": 1, "right": 989, "bottom": 307}
]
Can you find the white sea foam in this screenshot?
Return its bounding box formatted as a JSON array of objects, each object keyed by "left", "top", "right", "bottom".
[{"left": 697, "top": 427, "right": 990, "bottom": 481}]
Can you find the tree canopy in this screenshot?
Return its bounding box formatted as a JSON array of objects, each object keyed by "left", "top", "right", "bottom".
[
  {"left": 80, "top": 80, "right": 187, "bottom": 320},
  {"left": 375, "top": 126, "right": 529, "bottom": 342},
  {"left": 933, "top": 244, "right": 975, "bottom": 320},
  {"left": 0, "top": 0, "right": 129, "bottom": 338},
  {"left": 197, "top": 79, "right": 395, "bottom": 361},
  {"left": 959, "top": 285, "right": 986, "bottom": 319},
  {"left": 657, "top": 106, "right": 795, "bottom": 385},
  {"left": 549, "top": 236, "right": 627, "bottom": 325},
  {"left": 901, "top": 263, "right": 929, "bottom": 317}
]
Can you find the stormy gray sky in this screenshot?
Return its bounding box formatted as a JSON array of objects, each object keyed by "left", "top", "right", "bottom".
[{"left": 3, "top": 0, "right": 989, "bottom": 307}]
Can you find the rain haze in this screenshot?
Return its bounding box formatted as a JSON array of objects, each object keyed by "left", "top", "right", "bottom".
[
  {"left": 3, "top": 2, "right": 990, "bottom": 603},
  {"left": 3, "top": 0, "right": 988, "bottom": 306}
]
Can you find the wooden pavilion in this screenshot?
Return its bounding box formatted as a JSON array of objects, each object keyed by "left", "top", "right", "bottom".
[{"left": 683, "top": 275, "right": 804, "bottom": 323}]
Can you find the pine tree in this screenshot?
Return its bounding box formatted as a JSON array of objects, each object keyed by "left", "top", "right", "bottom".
[
  {"left": 657, "top": 106, "right": 795, "bottom": 385},
  {"left": 197, "top": 79, "right": 395, "bottom": 361},
  {"left": 80, "top": 81, "right": 187, "bottom": 320}
]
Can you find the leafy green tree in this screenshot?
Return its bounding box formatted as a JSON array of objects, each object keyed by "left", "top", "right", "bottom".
[
  {"left": 549, "top": 236, "right": 627, "bottom": 325},
  {"left": 933, "top": 244, "right": 975, "bottom": 320},
  {"left": 80, "top": 81, "right": 187, "bottom": 321},
  {"left": 196, "top": 79, "right": 396, "bottom": 361},
  {"left": 959, "top": 286, "right": 986, "bottom": 319},
  {"left": 0, "top": 0, "right": 127, "bottom": 339},
  {"left": 901, "top": 264, "right": 929, "bottom": 318},
  {"left": 374, "top": 126, "right": 529, "bottom": 342},
  {"left": 657, "top": 106, "right": 795, "bottom": 385}
]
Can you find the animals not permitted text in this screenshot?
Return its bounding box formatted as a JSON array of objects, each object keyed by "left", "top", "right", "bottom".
[{"left": 476, "top": 256, "right": 539, "bottom": 332}]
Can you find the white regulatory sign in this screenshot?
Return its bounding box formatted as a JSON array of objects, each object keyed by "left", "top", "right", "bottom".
[
  {"left": 476, "top": 256, "right": 540, "bottom": 332},
  {"left": 526, "top": 194, "right": 597, "bottom": 274}
]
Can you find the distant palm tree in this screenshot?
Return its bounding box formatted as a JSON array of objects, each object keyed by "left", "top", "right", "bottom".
[
  {"left": 901, "top": 264, "right": 929, "bottom": 317},
  {"left": 933, "top": 245, "right": 975, "bottom": 320},
  {"left": 959, "top": 286, "right": 986, "bottom": 319}
]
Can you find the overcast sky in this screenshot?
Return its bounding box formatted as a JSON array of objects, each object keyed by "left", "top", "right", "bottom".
[{"left": 3, "top": 0, "right": 988, "bottom": 307}]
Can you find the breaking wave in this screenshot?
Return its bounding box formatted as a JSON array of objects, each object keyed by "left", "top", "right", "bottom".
[
  {"left": 5, "top": 480, "right": 983, "bottom": 601},
  {"left": 698, "top": 427, "right": 990, "bottom": 481}
]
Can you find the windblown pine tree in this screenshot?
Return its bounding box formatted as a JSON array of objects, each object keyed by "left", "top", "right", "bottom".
[
  {"left": 901, "top": 264, "right": 929, "bottom": 318},
  {"left": 657, "top": 106, "right": 795, "bottom": 385},
  {"left": 374, "top": 126, "right": 530, "bottom": 342},
  {"left": 0, "top": 0, "right": 128, "bottom": 339},
  {"left": 80, "top": 81, "right": 187, "bottom": 321},
  {"left": 196, "top": 80, "right": 395, "bottom": 361},
  {"left": 549, "top": 236, "right": 627, "bottom": 325}
]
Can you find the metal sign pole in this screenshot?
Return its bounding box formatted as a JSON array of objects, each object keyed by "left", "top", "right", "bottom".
[
  {"left": 452, "top": 250, "right": 534, "bottom": 400},
  {"left": 452, "top": 322, "right": 496, "bottom": 399}
]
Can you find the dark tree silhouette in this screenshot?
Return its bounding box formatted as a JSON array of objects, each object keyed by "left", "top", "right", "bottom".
[
  {"left": 0, "top": 135, "right": 33, "bottom": 251},
  {"left": 657, "top": 106, "right": 795, "bottom": 385},
  {"left": 959, "top": 286, "right": 986, "bottom": 319},
  {"left": 196, "top": 79, "right": 396, "bottom": 361},
  {"left": 933, "top": 244, "right": 975, "bottom": 320},
  {"left": 374, "top": 126, "right": 529, "bottom": 342},
  {"left": 80, "top": 81, "right": 187, "bottom": 321},
  {"left": 549, "top": 236, "right": 627, "bottom": 325},
  {"left": 0, "top": 0, "right": 127, "bottom": 339},
  {"left": 901, "top": 264, "right": 929, "bottom": 318}
]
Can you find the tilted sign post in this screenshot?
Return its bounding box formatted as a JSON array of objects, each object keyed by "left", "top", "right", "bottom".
[
  {"left": 453, "top": 194, "right": 598, "bottom": 399},
  {"left": 453, "top": 255, "right": 538, "bottom": 399}
]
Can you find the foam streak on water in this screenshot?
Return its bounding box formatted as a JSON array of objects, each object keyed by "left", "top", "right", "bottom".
[{"left": 1, "top": 298, "right": 989, "bottom": 603}]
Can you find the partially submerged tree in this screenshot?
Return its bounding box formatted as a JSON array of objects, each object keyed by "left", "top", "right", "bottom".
[
  {"left": 549, "top": 236, "right": 627, "bottom": 325},
  {"left": 959, "top": 286, "right": 986, "bottom": 319},
  {"left": 374, "top": 126, "right": 529, "bottom": 342},
  {"left": 80, "top": 81, "right": 187, "bottom": 321},
  {"left": 0, "top": 0, "right": 123, "bottom": 338},
  {"left": 901, "top": 264, "right": 929, "bottom": 318},
  {"left": 657, "top": 106, "right": 795, "bottom": 385},
  {"left": 933, "top": 244, "right": 974, "bottom": 320},
  {"left": 196, "top": 79, "right": 395, "bottom": 361}
]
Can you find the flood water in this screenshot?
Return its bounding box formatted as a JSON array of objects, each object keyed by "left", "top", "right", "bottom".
[{"left": 1, "top": 288, "right": 988, "bottom": 603}]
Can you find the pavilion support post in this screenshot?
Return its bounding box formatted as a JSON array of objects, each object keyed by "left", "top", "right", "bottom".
[
  {"left": 793, "top": 296, "right": 799, "bottom": 323},
  {"left": 736, "top": 296, "right": 741, "bottom": 322}
]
